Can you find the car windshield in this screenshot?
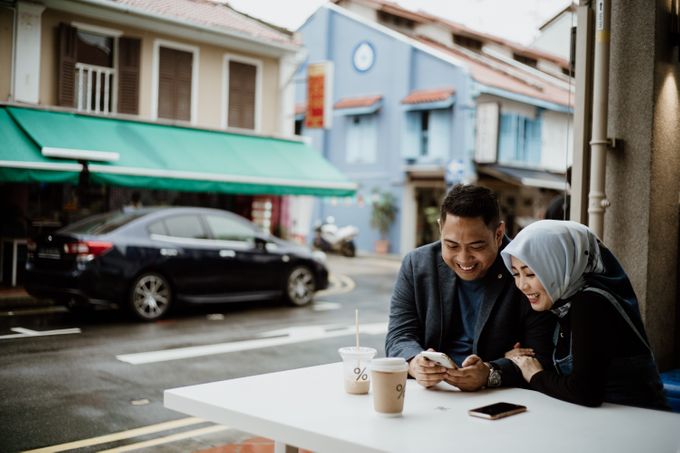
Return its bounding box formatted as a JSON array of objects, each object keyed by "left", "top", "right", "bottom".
[{"left": 60, "top": 211, "right": 147, "bottom": 235}]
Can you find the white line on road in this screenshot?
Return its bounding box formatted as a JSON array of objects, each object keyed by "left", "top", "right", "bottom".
[
  {"left": 316, "top": 273, "right": 355, "bottom": 296},
  {"left": 116, "top": 322, "right": 388, "bottom": 365},
  {"left": 0, "top": 326, "right": 81, "bottom": 340},
  {"left": 22, "top": 417, "right": 206, "bottom": 452},
  {"left": 97, "top": 425, "right": 229, "bottom": 452}
]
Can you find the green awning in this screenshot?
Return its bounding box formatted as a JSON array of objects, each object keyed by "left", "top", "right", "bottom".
[
  {"left": 2, "top": 106, "right": 357, "bottom": 197},
  {"left": 0, "top": 108, "right": 82, "bottom": 184}
]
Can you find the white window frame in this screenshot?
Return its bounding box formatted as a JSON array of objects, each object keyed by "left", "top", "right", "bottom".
[
  {"left": 70, "top": 22, "right": 122, "bottom": 114},
  {"left": 221, "top": 53, "right": 263, "bottom": 131},
  {"left": 151, "top": 39, "right": 200, "bottom": 124}
]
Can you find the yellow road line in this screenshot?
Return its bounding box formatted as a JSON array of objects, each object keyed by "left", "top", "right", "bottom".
[
  {"left": 98, "top": 425, "right": 229, "bottom": 452},
  {"left": 23, "top": 417, "right": 205, "bottom": 452}
]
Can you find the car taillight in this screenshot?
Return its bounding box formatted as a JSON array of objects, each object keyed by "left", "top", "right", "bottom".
[{"left": 64, "top": 241, "right": 113, "bottom": 257}]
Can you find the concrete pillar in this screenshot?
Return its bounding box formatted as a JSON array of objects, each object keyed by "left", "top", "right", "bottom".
[
  {"left": 13, "top": 1, "right": 45, "bottom": 104},
  {"left": 606, "top": 0, "right": 680, "bottom": 369}
]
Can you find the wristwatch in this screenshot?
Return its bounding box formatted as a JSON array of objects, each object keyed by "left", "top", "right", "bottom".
[{"left": 485, "top": 362, "right": 502, "bottom": 387}]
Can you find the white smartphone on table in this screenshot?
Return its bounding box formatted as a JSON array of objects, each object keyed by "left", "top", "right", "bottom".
[{"left": 419, "top": 351, "right": 457, "bottom": 369}]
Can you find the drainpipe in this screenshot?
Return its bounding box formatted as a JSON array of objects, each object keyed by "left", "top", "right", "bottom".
[{"left": 587, "top": 0, "right": 613, "bottom": 237}]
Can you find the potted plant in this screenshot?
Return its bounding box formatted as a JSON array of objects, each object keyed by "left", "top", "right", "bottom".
[{"left": 370, "top": 189, "right": 398, "bottom": 254}]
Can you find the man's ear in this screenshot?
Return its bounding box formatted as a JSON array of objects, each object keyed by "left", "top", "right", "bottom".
[
  {"left": 495, "top": 221, "right": 505, "bottom": 245},
  {"left": 437, "top": 217, "right": 442, "bottom": 233}
]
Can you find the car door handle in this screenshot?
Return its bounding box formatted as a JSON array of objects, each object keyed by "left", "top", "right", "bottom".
[{"left": 219, "top": 250, "right": 236, "bottom": 258}]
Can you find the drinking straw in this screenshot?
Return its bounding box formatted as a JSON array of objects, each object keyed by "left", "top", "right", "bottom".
[{"left": 355, "top": 308, "right": 360, "bottom": 351}]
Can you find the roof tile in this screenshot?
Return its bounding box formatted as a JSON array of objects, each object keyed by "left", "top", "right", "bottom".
[
  {"left": 334, "top": 95, "right": 382, "bottom": 109},
  {"left": 401, "top": 87, "right": 455, "bottom": 104}
]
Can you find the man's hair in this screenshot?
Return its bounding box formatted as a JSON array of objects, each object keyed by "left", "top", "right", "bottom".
[{"left": 439, "top": 184, "right": 500, "bottom": 229}]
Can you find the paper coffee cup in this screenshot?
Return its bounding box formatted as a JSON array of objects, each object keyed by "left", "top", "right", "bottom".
[
  {"left": 370, "top": 357, "right": 409, "bottom": 416},
  {"left": 338, "top": 346, "right": 377, "bottom": 394}
]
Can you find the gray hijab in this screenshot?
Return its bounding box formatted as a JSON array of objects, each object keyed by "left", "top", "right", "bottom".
[{"left": 500, "top": 220, "right": 604, "bottom": 302}]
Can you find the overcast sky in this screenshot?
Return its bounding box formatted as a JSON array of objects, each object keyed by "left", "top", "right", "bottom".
[{"left": 225, "top": 0, "right": 572, "bottom": 45}]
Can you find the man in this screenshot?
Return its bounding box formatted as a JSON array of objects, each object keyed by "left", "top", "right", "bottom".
[{"left": 385, "top": 184, "right": 554, "bottom": 390}]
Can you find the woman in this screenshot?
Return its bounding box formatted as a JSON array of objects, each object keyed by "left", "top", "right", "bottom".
[{"left": 500, "top": 220, "right": 667, "bottom": 409}]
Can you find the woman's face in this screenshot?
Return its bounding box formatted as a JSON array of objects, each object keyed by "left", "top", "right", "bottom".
[{"left": 510, "top": 256, "right": 554, "bottom": 311}]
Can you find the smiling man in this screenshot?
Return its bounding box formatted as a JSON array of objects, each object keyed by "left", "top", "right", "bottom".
[{"left": 385, "top": 184, "right": 555, "bottom": 391}]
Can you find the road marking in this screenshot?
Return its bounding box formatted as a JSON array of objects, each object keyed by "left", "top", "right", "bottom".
[
  {"left": 22, "top": 417, "right": 206, "bottom": 452},
  {"left": 97, "top": 425, "right": 229, "bottom": 452},
  {"left": 316, "top": 273, "right": 355, "bottom": 297},
  {"left": 116, "top": 322, "right": 388, "bottom": 364},
  {"left": 312, "top": 301, "right": 341, "bottom": 311},
  {"left": 0, "top": 326, "right": 81, "bottom": 340}
]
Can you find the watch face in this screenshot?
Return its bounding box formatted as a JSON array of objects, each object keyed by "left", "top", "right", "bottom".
[{"left": 352, "top": 41, "right": 375, "bottom": 72}]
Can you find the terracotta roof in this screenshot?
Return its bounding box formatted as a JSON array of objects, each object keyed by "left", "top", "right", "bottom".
[
  {"left": 334, "top": 95, "right": 382, "bottom": 109},
  {"left": 106, "top": 0, "right": 299, "bottom": 46},
  {"left": 416, "top": 36, "right": 571, "bottom": 108},
  {"left": 401, "top": 87, "right": 455, "bottom": 105}
]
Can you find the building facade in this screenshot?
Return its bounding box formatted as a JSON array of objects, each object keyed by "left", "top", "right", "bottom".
[{"left": 296, "top": 1, "right": 572, "bottom": 255}]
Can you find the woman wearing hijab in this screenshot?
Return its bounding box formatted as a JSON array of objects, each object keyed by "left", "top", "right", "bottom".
[{"left": 500, "top": 220, "right": 667, "bottom": 409}]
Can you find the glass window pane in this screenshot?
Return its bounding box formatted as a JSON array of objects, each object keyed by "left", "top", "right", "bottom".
[
  {"left": 204, "top": 215, "right": 255, "bottom": 242},
  {"left": 164, "top": 215, "right": 206, "bottom": 239}
]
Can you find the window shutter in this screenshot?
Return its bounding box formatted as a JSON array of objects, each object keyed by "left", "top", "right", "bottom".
[
  {"left": 228, "top": 61, "right": 256, "bottom": 129},
  {"left": 158, "top": 47, "right": 192, "bottom": 121},
  {"left": 57, "top": 23, "right": 78, "bottom": 107},
  {"left": 118, "top": 37, "right": 141, "bottom": 115},
  {"left": 428, "top": 109, "right": 451, "bottom": 161},
  {"left": 401, "top": 111, "right": 420, "bottom": 160}
]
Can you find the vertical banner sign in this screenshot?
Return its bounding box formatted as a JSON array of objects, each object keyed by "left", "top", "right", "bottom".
[{"left": 305, "top": 61, "right": 333, "bottom": 129}]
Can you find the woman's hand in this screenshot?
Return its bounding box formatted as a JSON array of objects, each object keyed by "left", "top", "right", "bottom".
[
  {"left": 504, "top": 342, "right": 535, "bottom": 359},
  {"left": 510, "top": 355, "right": 543, "bottom": 382}
]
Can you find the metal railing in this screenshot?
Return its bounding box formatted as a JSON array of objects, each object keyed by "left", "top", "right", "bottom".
[{"left": 75, "top": 62, "right": 115, "bottom": 114}]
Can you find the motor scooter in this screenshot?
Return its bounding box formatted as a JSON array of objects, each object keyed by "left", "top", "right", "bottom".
[{"left": 313, "top": 216, "right": 358, "bottom": 257}]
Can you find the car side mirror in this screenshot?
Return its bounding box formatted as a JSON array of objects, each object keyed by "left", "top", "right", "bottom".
[{"left": 254, "top": 236, "right": 268, "bottom": 251}]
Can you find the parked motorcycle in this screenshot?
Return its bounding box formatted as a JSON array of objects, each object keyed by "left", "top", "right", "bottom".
[{"left": 313, "top": 216, "right": 358, "bottom": 257}]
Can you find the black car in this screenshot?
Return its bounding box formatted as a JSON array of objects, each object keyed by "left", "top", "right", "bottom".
[{"left": 25, "top": 207, "right": 329, "bottom": 321}]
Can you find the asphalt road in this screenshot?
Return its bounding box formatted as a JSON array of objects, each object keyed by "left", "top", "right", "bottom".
[{"left": 0, "top": 254, "right": 401, "bottom": 453}]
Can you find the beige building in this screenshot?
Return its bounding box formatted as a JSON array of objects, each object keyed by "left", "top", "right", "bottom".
[{"left": 0, "top": 0, "right": 354, "bottom": 253}]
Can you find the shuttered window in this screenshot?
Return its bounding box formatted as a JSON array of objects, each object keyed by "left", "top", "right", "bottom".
[
  {"left": 228, "top": 61, "right": 256, "bottom": 129},
  {"left": 158, "top": 47, "right": 193, "bottom": 122},
  {"left": 118, "top": 37, "right": 141, "bottom": 114},
  {"left": 57, "top": 22, "right": 140, "bottom": 114}
]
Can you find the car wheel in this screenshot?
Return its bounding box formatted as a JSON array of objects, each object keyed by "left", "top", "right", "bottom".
[
  {"left": 129, "top": 272, "right": 172, "bottom": 321},
  {"left": 285, "top": 266, "right": 315, "bottom": 306}
]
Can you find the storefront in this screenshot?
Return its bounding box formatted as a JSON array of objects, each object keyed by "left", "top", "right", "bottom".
[{"left": 0, "top": 105, "right": 356, "bottom": 285}]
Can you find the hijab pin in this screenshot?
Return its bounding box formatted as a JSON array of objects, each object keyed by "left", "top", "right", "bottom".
[{"left": 497, "top": 273, "right": 502, "bottom": 279}]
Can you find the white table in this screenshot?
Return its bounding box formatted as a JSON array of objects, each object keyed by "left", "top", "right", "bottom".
[{"left": 164, "top": 362, "right": 680, "bottom": 453}]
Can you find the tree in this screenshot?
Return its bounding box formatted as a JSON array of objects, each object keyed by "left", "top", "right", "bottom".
[{"left": 370, "top": 189, "right": 398, "bottom": 240}]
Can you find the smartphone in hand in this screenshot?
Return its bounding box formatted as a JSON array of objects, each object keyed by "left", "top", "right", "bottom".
[
  {"left": 419, "top": 351, "right": 457, "bottom": 369},
  {"left": 468, "top": 402, "right": 527, "bottom": 420}
]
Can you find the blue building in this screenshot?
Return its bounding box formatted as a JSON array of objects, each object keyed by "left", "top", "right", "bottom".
[{"left": 296, "top": 2, "right": 572, "bottom": 254}]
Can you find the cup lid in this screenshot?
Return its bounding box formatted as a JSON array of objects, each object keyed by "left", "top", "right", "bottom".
[
  {"left": 370, "top": 357, "right": 408, "bottom": 372},
  {"left": 338, "top": 346, "right": 377, "bottom": 358}
]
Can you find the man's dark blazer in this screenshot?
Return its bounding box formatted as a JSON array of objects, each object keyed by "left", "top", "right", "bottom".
[{"left": 385, "top": 238, "right": 555, "bottom": 388}]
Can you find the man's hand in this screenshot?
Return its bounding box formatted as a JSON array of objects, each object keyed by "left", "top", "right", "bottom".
[
  {"left": 510, "top": 355, "right": 543, "bottom": 382},
  {"left": 444, "top": 354, "right": 489, "bottom": 391},
  {"left": 408, "top": 348, "right": 447, "bottom": 388}
]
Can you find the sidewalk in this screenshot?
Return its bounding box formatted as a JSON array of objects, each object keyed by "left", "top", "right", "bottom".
[{"left": 0, "top": 285, "right": 51, "bottom": 310}]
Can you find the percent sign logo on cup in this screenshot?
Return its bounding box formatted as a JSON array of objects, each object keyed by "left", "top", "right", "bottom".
[
  {"left": 354, "top": 366, "right": 368, "bottom": 382},
  {"left": 396, "top": 383, "right": 405, "bottom": 400}
]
